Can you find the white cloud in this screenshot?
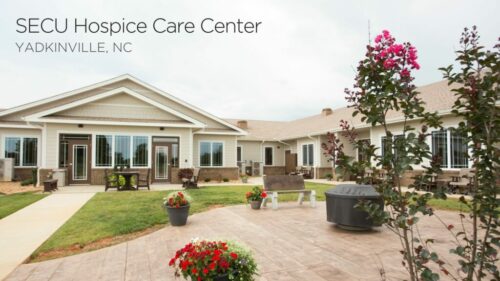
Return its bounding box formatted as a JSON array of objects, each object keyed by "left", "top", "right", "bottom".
[{"left": 0, "top": 0, "right": 498, "bottom": 121}]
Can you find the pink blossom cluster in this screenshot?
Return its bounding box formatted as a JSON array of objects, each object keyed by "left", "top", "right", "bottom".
[{"left": 373, "top": 30, "right": 420, "bottom": 78}]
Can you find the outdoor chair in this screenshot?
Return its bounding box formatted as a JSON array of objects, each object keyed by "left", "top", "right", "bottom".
[
  {"left": 104, "top": 169, "right": 119, "bottom": 191},
  {"left": 449, "top": 169, "right": 474, "bottom": 194},
  {"left": 185, "top": 168, "right": 200, "bottom": 188},
  {"left": 262, "top": 175, "right": 316, "bottom": 210},
  {"left": 298, "top": 166, "right": 313, "bottom": 179},
  {"left": 136, "top": 169, "right": 150, "bottom": 190}
]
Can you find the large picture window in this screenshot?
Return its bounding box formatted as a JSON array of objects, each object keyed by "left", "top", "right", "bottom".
[
  {"left": 4, "top": 137, "right": 38, "bottom": 167},
  {"left": 302, "top": 144, "right": 314, "bottom": 166},
  {"left": 115, "top": 136, "right": 131, "bottom": 166},
  {"left": 199, "top": 141, "right": 223, "bottom": 167},
  {"left": 380, "top": 135, "right": 404, "bottom": 158},
  {"left": 133, "top": 136, "right": 148, "bottom": 167},
  {"left": 95, "top": 135, "right": 149, "bottom": 168},
  {"left": 95, "top": 135, "right": 112, "bottom": 167},
  {"left": 431, "top": 129, "right": 469, "bottom": 169},
  {"left": 264, "top": 147, "right": 273, "bottom": 166}
]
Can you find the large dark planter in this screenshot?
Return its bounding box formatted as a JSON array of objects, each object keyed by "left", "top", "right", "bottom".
[
  {"left": 250, "top": 200, "right": 262, "bottom": 210},
  {"left": 325, "top": 184, "right": 383, "bottom": 230},
  {"left": 166, "top": 205, "right": 190, "bottom": 226}
]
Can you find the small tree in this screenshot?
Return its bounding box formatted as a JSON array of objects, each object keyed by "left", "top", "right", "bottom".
[
  {"left": 440, "top": 26, "right": 499, "bottom": 280},
  {"left": 344, "top": 30, "right": 447, "bottom": 280}
]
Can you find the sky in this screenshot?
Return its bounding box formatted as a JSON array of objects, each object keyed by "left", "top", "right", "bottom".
[{"left": 0, "top": 0, "right": 498, "bottom": 121}]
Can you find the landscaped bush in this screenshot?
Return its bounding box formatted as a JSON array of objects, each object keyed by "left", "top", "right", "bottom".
[
  {"left": 204, "top": 178, "right": 211, "bottom": 182},
  {"left": 222, "top": 178, "right": 229, "bottom": 182},
  {"left": 177, "top": 168, "right": 194, "bottom": 180},
  {"left": 20, "top": 178, "right": 34, "bottom": 186}
]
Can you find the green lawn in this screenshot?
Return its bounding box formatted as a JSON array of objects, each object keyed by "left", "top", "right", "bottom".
[
  {"left": 0, "top": 192, "right": 48, "bottom": 219},
  {"left": 31, "top": 183, "right": 471, "bottom": 261}
]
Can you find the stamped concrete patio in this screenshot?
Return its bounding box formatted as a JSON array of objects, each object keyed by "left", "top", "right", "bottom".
[{"left": 6, "top": 202, "right": 463, "bottom": 281}]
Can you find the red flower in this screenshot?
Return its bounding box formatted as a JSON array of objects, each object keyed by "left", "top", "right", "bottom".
[
  {"left": 230, "top": 252, "right": 238, "bottom": 260},
  {"left": 261, "top": 192, "right": 267, "bottom": 198},
  {"left": 203, "top": 268, "right": 209, "bottom": 275},
  {"left": 181, "top": 260, "right": 189, "bottom": 271},
  {"left": 209, "top": 262, "right": 216, "bottom": 270},
  {"left": 191, "top": 268, "right": 198, "bottom": 275},
  {"left": 169, "top": 258, "right": 176, "bottom": 266}
]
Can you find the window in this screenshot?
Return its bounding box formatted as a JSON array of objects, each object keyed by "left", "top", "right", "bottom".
[
  {"left": 237, "top": 146, "right": 242, "bottom": 162},
  {"left": 59, "top": 141, "right": 69, "bottom": 168},
  {"left": 4, "top": 137, "right": 38, "bottom": 167},
  {"left": 133, "top": 136, "right": 148, "bottom": 167},
  {"left": 95, "top": 135, "right": 112, "bottom": 167},
  {"left": 199, "top": 141, "right": 224, "bottom": 167},
  {"left": 431, "top": 130, "right": 448, "bottom": 167},
  {"left": 451, "top": 131, "right": 468, "bottom": 168},
  {"left": 302, "top": 144, "right": 314, "bottom": 166},
  {"left": 380, "top": 135, "right": 404, "bottom": 158},
  {"left": 115, "top": 136, "right": 131, "bottom": 166},
  {"left": 171, "top": 144, "right": 179, "bottom": 167},
  {"left": 264, "top": 147, "right": 273, "bottom": 166},
  {"left": 431, "top": 129, "right": 469, "bottom": 169},
  {"left": 95, "top": 135, "right": 150, "bottom": 168},
  {"left": 357, "top": 139, "right": 371, "bottom": 163}
]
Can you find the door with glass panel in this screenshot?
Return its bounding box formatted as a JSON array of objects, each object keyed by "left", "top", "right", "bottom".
[
  {"left": 151, "top": 137, "right": 179, "bottom": 182},
  {"left": 60, "top": 134, "right": 91, "bottom": 185},
  {"left": 155, "top": 146, "right": 169, "bottom": 180}
]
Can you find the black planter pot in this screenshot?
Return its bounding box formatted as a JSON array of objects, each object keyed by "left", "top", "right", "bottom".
[
  {"left": 250, "top": 200, "right": 262, "bottom": 210},
  {"left": 166, "top": 204, "right": 190, "bottom": 226}
]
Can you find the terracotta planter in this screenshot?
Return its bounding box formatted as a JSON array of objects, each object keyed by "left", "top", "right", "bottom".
[
  {"left": 250, "top": 200, "right": 262, "bottom": 210},
  {"left": 166, "top": 204, "right": 190, "bottom": 226}
]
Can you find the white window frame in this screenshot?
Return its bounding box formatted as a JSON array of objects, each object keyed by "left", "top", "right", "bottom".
[
  {"left": 92, "top": 134, "right": 151, "bottom": 169},
  {"left": 430, "top": 127, "right": 471, "bottom": 170},
  {"left": 2, "top": 135, "right": 41, "bottom": 168},
  {"left": 198, "top": 141, "right": 225, "bottom": 167},
  {"left": 263, "top": 146, "right": 274, "bottom": 166},
  {"left": 302, "top": 143, "right": 314, "bottom": 166}
]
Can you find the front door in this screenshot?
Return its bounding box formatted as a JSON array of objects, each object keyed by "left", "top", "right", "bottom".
[
  {"left": 65, "top": 135, "right": 92, "bottom": 185},
  {"left": 151, "top": 137, "right": 179, "bottom": 183},
  {"left": 154, "top": 146, "right": 169, "bottom": 181},
  {"left": 285, "top": 150, "right": 297, "bottom": 174}
]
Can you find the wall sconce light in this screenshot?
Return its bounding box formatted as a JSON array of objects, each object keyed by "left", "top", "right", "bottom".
[
  {"left": 78, "top": 124, "right": 84, "bottom": 128},
  {"left": 277, "top": 146, "right": 281, "bottom": 149},
  {"left": 160, "top": 127, "right": 164, "bottom": 131}
]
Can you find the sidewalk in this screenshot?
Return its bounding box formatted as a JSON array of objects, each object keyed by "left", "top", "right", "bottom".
[{"left": 0, "top": 193, "right": 95, "bottom": 280}]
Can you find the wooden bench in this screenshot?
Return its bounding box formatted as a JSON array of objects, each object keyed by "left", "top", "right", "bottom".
[{"left": 262, "top": 175, "right": 316, "bottom": 210}]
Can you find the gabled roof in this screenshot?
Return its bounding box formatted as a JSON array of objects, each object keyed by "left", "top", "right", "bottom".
[
  {"left": 0, "top": 74, "right": 247, "bottom": 135},
  {"left": 227, "top": 79, "right": 460, "bottom": 141}
]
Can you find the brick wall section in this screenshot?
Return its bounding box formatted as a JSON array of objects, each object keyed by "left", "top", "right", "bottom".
[
  {"left": 263, "top": 166, "right": 286, "bottom": 176},
  {"left": 14, "top": 168, "right": 35, "bottom": 181},
  {"left": 198, "top": 168, "right": 239, "bottom": 181},
  {"left": 91, "top": 169, "right": 152, "bottom": 185},
  {"left": 316, "top": 167, "right": 334, "bottom": 179}
]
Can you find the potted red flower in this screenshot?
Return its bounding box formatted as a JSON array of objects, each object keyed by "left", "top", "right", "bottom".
[
  {"left": 169, "top": 239, "right": 258, "bottom": 281},
  {"left": 245, "top": 186, "right": 267, "bottom": 210},
  {"left": 163, "top": 191, "right": 191, "bottom": 226}
]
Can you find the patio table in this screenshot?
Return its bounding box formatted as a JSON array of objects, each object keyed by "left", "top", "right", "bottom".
[{"left": 114, "top": 171, "right": 139, "bottom": 191}]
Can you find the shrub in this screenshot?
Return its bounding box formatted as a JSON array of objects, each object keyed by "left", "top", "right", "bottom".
[
  {"left": 324, "top": 173, "right": 333, "bottom": 179},
  {"left": 204, "top": 178, "right": 211, "bottom": 182},
  {"left": 177, "top": 168, "right": 194, "bottom": 180},
  {"left": 21, "top": 178, "right": 33, "bottom": 186},
  {"left": 222, "top": 178, "right": 229, "bottom": 182}
]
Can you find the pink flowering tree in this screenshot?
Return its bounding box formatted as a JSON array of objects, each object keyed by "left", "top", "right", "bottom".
[{"left": 344, "top": 30, "right": 449, "bottom": 280}]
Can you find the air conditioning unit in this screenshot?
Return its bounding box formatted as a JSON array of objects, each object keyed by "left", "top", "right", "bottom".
[
  {"left": 252, "top": 162, "right": 261, "bottom": 176},
  {"left": 0, "top": 158, "right": 15, "bottom": 181}
]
